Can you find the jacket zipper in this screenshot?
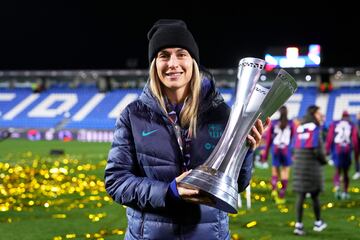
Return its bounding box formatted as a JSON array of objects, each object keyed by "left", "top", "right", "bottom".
[{"left": 140, "top": 212, "right": 145, "bottom": 238}]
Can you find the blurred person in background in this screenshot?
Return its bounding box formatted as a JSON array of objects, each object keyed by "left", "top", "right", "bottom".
[
  {"left": 254, "top": 130, "right": 268, "bottom": 169},
  {"left": 104, "top": 19, "right": 269, "bottom": 240},
  {"left": 326, "top": 110, "right": 359, "bottom": 199},
  {"left": 292, "top": 105, "right": 327, "bottom": 235},
  {"left": 354, "top": 112, "right": 360, "bottom": 179},
  {"left": 261, "top": 105, "right": 296, "bottom": 204}
]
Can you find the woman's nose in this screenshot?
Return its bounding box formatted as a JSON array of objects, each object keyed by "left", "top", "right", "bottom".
[{"left": 168, "top": 54, "right": 179, "bottom": 67}]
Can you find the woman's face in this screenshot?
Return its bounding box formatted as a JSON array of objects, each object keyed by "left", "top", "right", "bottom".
[
  {"left": 155, "top": 48, "right": 193, "bottom": 93},
  {"left": 314, "top": 109, "right": 324, "bottom": 125}
]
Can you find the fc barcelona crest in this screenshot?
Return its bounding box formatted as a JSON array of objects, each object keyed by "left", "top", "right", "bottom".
[{"left": 208, "top": 124, "right": 223, "bottom": 139}]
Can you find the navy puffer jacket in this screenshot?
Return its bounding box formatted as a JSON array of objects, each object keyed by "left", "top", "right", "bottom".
[{"left": 105, "top": 78, "right": 253, "bottom": 240}]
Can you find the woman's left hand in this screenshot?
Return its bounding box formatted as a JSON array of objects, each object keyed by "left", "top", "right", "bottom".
[{"left": 247, "top": 117, "right": 270, "bottom": 150}]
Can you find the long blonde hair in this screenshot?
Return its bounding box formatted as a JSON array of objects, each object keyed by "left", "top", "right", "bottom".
[{"left": 149, "top": 58, "right": 202, "bottom": 137}]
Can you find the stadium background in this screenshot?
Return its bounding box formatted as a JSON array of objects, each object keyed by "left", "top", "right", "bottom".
[{"left": 1, "top": 3, "right": 360, "bottom": 240}]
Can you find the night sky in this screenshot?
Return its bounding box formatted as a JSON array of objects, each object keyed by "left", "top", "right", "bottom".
[{"left": 0, "top": 2, "right": 358, "bottom": 70}]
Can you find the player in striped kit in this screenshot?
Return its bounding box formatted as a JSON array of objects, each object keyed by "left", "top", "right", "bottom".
[
  {"left": 326, "top": 110, "right": 359, "bottom": 199},
  {"left": 354, "top": 112, "right": 360, "bottom": 180},
  {"left": 261, "top": 106, "right": 296, "bottom": 204}
]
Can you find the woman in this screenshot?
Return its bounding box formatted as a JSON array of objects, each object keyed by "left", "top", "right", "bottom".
[
  {"left": 105, "top": 19, "right": 269, "bottom": 240},
  {"left": 262, "top": 105, "right": 296, "bottom": 204},
  {"left": 292, "top": 105, "right": 327, "bottom": 235},
  {"left": 326, "top": 110, "right": 359, "bottom": 199}
]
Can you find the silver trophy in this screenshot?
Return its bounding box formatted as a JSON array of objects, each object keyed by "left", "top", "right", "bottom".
[{"left": 179, "top": 57, "right": 297, "bottom": 213}]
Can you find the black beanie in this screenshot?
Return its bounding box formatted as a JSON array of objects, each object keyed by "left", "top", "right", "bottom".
[{"left": 147, "top": 19, "right": 199, "bottom": 64}]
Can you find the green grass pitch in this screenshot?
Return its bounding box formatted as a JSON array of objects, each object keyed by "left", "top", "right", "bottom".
[{"left": 0, "top": 139, "right": 359, "bottom": 239}]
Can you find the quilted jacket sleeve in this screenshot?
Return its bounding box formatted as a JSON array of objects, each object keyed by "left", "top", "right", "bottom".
[{"left": 104, "top": 107, "right": 170, "bottom": 210}]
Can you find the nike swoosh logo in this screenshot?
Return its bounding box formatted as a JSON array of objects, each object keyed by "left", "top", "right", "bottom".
[{"left": 142, "top": 129, "right": 159, "bottom": 137}]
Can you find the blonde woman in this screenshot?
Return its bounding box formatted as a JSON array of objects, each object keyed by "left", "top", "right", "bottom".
[{"left": 105, "top": 19, "right": 268, "bottom": 240}]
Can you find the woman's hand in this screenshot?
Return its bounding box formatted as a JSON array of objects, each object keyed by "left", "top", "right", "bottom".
[
  {"left": 175, "top": 170, "right": 215, "bottom": 205},
  {"left": 247, "top": 117, "right": 270, "bottom": 150},
  {"left": 175, "top": 171, "right": 199, "bottom": 197}
]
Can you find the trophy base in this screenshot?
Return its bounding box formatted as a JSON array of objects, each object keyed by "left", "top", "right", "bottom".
[{"left": 178, "top": 165, "right": 238, "bottom": 214}]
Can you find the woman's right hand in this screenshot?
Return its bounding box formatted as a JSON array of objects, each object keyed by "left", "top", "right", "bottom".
[
  {"left": 175, "top": 170, "right": 215, "bottom": 205},
  {"left": 175, "top": 170, "right": 199, "bottom": 197}
]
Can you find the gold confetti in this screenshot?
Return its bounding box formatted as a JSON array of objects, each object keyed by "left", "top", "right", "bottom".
[
  {"left": 246, "top": 220, "right": 257, "bottom": 228},
  {"left": 65, "top": 233, "right": 76, "bottom": 238},
  {"left": 52, "top": 214, "right": 67, "bottom": 219}
]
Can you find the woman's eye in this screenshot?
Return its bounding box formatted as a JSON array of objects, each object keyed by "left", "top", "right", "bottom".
[{"left": 158, "top": 54, "right": 169, "bottom": 59}]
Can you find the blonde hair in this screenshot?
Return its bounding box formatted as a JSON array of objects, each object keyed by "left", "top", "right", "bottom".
[{"left": 149, "top": 58, "right": 202, "bottom": 137}]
